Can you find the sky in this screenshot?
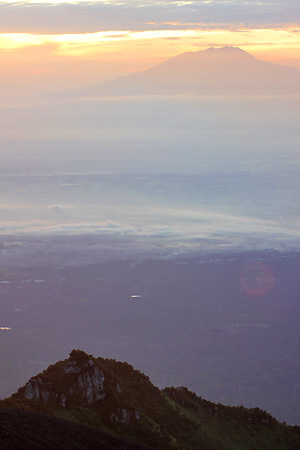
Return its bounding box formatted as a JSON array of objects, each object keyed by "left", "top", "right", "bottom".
[
  {"left": 0, "top": 0, "right": 299, "bottom": 93},
  {"left": 0, "top": 1, "right": 299, "bottom": 249}
]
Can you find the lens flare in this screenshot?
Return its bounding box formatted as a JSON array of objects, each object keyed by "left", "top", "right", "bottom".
[{"left": 240, "top": 262, "right": 275, "bottom": 297}]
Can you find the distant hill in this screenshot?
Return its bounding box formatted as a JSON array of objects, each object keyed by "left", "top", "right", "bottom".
[
  {"left": 1, "top": 349, "right": 300, "bottom": 449},
  {"left": 61, "top": 47, "right": 300, "bottom": 97}
]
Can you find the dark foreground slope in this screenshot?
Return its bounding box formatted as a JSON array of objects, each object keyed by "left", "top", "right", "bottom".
[
  {"left": 1, "top": 350, "right": 300, "bottom": 450},
  {"left": 0, "top": 409, "right": 153, "bottom": 450}
]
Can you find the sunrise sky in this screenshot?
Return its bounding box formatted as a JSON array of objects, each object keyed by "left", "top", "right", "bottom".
[{"left": 1, "top": 0, "right": 299, "bottom": 93}]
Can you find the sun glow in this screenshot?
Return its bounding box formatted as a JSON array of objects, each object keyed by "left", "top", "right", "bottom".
[
  {"left": 0, "top": 24, "right": 299, "bottom": 94},
  {"left": 0, "top": 27, "right": 299, "bottom": 58},
  {"left": 0, "top": 29, "right": 200, "bottom": 49}
]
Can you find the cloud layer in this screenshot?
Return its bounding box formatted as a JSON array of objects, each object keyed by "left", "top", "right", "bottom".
[
  {"left": 0, "top": 204, "right": 299, "bottom": 254},
  {"left": 0, "top": 1, "right": 298, "bottom": 33}
]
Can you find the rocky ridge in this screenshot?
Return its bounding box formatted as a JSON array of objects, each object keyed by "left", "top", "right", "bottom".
[
  {"left": 19, "top": 349, "right": 141, "bottom": 428},
  {"left": 24, "top": 357, "right": 105, "bottom": 407},
  {"left": 1, "top": 350, "right": 300, "bottom": 450}
]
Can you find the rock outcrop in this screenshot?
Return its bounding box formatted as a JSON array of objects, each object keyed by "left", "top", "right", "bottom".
[
  {"left": 24, "top": 354, "right": 105, "bottom": 407},
  {"left": 24, "top": 377, "right": 67, "bottom": 407},
  {"left": 110, "top": 408, "right": 140, "bottom": 425},
  {"left": 64, "top": 359, "right": 105, "bottom": 405},
  {"left": 7, "top": 350, "right": 300, "bottom": 450}
]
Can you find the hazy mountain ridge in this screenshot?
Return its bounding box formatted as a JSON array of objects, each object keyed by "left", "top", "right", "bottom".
[
  {"left": 61, "top": 47, "right": 300, "bottom": 98},
  {"left": 1, "top": 350, "right": 300, "bottom": 450}
]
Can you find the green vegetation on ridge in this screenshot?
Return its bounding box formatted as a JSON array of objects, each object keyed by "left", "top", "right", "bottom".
[{"left": 1, "top": 349, "right": 300, "bottom": 450}]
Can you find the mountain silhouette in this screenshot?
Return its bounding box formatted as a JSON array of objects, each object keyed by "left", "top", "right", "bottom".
[
  {"left": 62, "top": 47, "right": 300, "bottom": 97},
  {"left": 1, "top": 350, "right": 300, "bottom": 450}
]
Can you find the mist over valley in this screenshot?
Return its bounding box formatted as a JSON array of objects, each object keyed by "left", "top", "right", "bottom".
[{"left": 0, "top": 47, "right": 299, "bottom": 432}]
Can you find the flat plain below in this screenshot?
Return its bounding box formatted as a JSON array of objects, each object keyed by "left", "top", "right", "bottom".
[{"left": 0, "top": 236, "right": 299, "bottom": 425}]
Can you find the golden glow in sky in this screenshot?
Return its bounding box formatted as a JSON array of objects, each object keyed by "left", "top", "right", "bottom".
[
  {"left": 0, "top": 27, "right": 299, "bottom": 62},
  {"left": 0, "top": 0, "right": 299, "bottom": 93}
]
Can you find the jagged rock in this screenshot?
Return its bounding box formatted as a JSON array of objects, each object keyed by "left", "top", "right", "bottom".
[
  {"left": 86, "top": 359, "right": 94, "bottom": 367},
  {"left": 40, "top": 390, "right": 50, "bottom": 403},
  {"left": 60, "top": 393, "right": 66, "bottom": 408},
  {"left": 5, "top": 350, "right": 300, "bottom": 450},
  {"left": 111, "top": 408, "right": 131, "bottom": 425},
  {"left": 64, "top": 358, "right": 105, "bottom": 405},
  {"left": 64, "top": 361, "right": 81, "bottom": 375},
  {"left": 24, "top": 378, "right": 56, "bottom": 404},
  {"left": 209, "top": 405, "right": 219, "bottom": 417},
  {"left": 110, "top": 408, "right": 140, "bottom": 425},
  {"left": 24, "top": 378, "right": 40, "bottom": 401},
  {"left": 24, "top": 360, "right": 105, "bottom": 407},
  {"left": 76, "top": 366, "right": 105, "bottom": 404}
]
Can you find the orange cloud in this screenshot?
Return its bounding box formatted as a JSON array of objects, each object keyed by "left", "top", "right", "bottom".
[
  {"left": 0, "top": 26, "right": 299, "bottom": 95},
  {"left": 0, "top": 26, "right": 299, "bottom": 60}
]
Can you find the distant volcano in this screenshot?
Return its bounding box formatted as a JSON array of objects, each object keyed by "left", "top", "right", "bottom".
[{"left": 63, "top": 46, "right": 300, "bottom": 97}]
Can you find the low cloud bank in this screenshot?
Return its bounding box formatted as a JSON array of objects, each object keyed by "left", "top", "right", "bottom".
[{"left": 0, "top": 210, "right": 298, "bottom": 253}]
